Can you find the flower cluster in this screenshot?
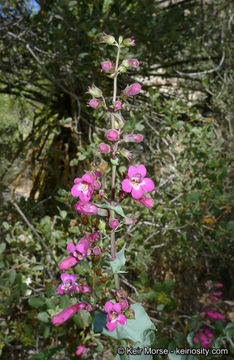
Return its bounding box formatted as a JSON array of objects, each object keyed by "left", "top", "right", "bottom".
[
  {"left": 193, "top": 281, "right": 225, "bottom": 348},
  {"left": 50, "top": 33, "right": 155, "bottom": 356}
]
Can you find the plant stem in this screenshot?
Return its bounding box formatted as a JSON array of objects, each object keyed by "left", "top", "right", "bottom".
[{"left": 110, "top": 44, "right": 121, "bottom": 290}]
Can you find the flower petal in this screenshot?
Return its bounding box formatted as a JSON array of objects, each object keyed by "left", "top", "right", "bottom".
[
  {"left": 128, "top": 165, "right": 137, "bottom": 178},
  {"left": 61, "top": 273, "right": 71, "bottom": 283},
  {"left": 136, "top": 164, "right": 146, "bottom": 178},
  {"left": 67, "top": 242, "right": 76, "bottom": 253},
  {"left": 104, "top": 301, "right": 114, "bottom": 313},
  {"left": 117, "top": 314, "right": 127, "bottom": 326},
  {"left": 141, "top": 178, "right": 155, "bottom": 191},
  {"left": 113, "top": 303, "right": 121, "bottom": 313},
  {"left": 57, "top": 284, "right": 64, "bottom": 294},
  {"left": 71, "top": 184, "right": 81, "bottom": 197},
  {"left": 122, "top": 179, "right": 132, "bottom": 192},
  {"left": 106, "top": 320, "right": 117, "bottom": 332},
  {"left": 131, "top": 187, "right": 143, "bottom": 199}
]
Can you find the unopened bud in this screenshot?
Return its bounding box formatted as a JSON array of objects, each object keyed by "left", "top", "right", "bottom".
[
  {"left": 99, "top": 143, "right": 111, "bottom": 153},
  {"left": 109, "top": 219, "right": 119, "bottom": 229},
  {"left": 122, "top": 83, "right": 141, "bottom": 97},
  {"left": 87, "top": 84, "right": 103, "bottom": 98},
  {"left": 123, "top": 37, "right": 135, "bottom": 46},
  {"left": 106, "top": 129, "right": 119, "bottom": 142},
  {"left": 114, "top": 101, "right": 122, "bottom": 110},
  {"left": 101, "top": 61, "right": 115, "bottom": 72},
  {"left": 101, "top": 33, "right": 116, "bottom": 45},
  {"left": 88, "top": 99, "right": 102, "bottom": 109},
  {"left": 123, "top": 133, "right": 143, "bottom": 143}
]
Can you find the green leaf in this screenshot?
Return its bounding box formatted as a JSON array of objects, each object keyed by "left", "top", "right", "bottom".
[
  {"left": 0, "top": 242, "right": 6, "bottom": 253},
  {"left": 94, "top": 303, "right": 156, "bottom": 345},
  {"left": 37, "top": 312, "right": 50, "bottom": 323},
  {"left": 109, "top": 244, "right": 126, "bottom": 274},
  {"left": 9, "top": 269, "right": 16, "bottom": 284},
  {"left": 29, "top": 346, "right": 64, "bottom": 360},
  {"left": 28, "top": 297, "right": 45, "bottom": 308},
  {"left": 94, "top": 203, "right": 126, "bottom": 218},
  {"left": 186, "top": 332, "right": 195, "bottom": 346}
]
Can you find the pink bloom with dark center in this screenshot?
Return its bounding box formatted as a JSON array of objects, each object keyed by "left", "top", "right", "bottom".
[
  {"left": 106, "top": 129, "right": 119, "bottom": 141},
  {"left": 71, "top": 173, "right": 95, "bottom": 202},
  {"left": 88, "top": 99, "right": 102, "bottom": 109},
  {"left": 104, "top": 301, "right": 127, "bottom": 332},
  {"left": 122, "top": 165, "right": 155, "bottom": 199},
  {"left": 99, "top": 143, "right": 110, "bottom": 154},
  {"left": 52, "top": 302, "right": 86, "bottom": 325},
  {"left": 57, "top": 273, "right": 79, "bottom": 294},
  {"left": 75, "top": 201, "right": 98, "bottom": 215},
  {"left": 76, "top": 345, "right": 86, "bottom": 356},
  {"left": 123, "top": 83, "right": 141, "bottom": 97},
  {"left": 137, "top": 196, "right": 154, "bottom": 208}
]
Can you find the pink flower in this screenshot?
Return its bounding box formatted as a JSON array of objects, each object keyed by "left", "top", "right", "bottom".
[
  {"left": 123, "top": 133, "right": 143, "bottom": 143},
  {"left": 214, "top": 282, "right": 223, "bottom": 288},
  {"left": 52, "top": 303, "right": 86, "bottom": 326},
  {"left": 106, "top": 129, "right": 119, "bottom": 141},
  {"left": 210, "top": 296, "right": 219, "bottom": 302},
  {"left": 87, "top": 84, "right": 103, "bottom": 97},
  {"left": 104, "top": 301, "right": 127, "bottom": 332},
  {"left": 123, "top": 83, "right": 141, "bottom": 97},
  {"left": 114, "top": 101, "right": 122, "bottom": 110},
  {"left": 123, "top": 37, "right": 135, "bottom": 46},
  {"left": 101, "top": 33, "right": 116, "bottom": 45},
  {"left": 67, "top": 235, "right": 93, "bottom": 261},
  {"left": 123, "top": 217, "right": 137, "bottom": 225},
  {"left": 71, "top": 173, "right": 95, "bottom": 202},
  {"left": 120, "top": 300, "right": 128, "bottom": 310},
  {"left": 88, "top": 99, "right": 102, "bottom": 109},
  {"left": 137, "top": 196, "right": 154, "bottom": 208},
  {"left": 57, "top": 273, "right": 79, "bottom": 294},
  {"left": 213, "top": 291, "right": 222, "bottom": 296},
  {"left": 76, "top": 345, "right": 86, "bottom": 356},
  {"left": 101, "top": 61, "right": 114, "bottom": 72},
  {"left": 99, "top": 143, "right": 110, "bottom": 154},
  {"left": 122, "top": 165, "right": 155, "bottom": 199},
  {"left": 109, "top": 219, "right": 119, "bottom": 229},
  {"left": 75, "top": 201, "right": 98, "bottom": 215},
  {"left": 202, "top": 327, "right": 213, "bottom": 339},
  {"left": 205, "top": 310, "right": 225, "bottom": 320}
]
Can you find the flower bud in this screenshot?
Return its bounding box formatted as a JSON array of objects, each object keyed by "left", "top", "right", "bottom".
[
  {"left": 80, "top": 285, "right": 92, "bottom": 294},
  {"left": 123, "top": 217, "right": 137, "bottom": 225},
  {"left": 94, "top": 180, "right": 101, "bottom": 190},
  {"left": 120, "top": 149, "right": 132, "bottom": 161},
  {"left": 137, "top": 197, "right": 154, "bottom": 208},
  {"left": 124, "top": 308, "right": 135, "bottom": 319},
  {"left": 109, "top": 219, "right": 119, "bottom": 229},
  {"left": 87, "top": 84, "right": 103, "bottom": 98},
  {"left": 52, "top": 303, "right": 86, "bottom": 325},
  {"left": 127, "top": 58, "right": 139, "bottom": 68},
  {"left": 112, "top": 112, "right": 125, "bottom": 129},
  {"left": 123, "top": 37, "right": 135, "bottom": 46},
  {"left": 59, "top": 256, "right": 79, "bottom": 271},
  {"left": 88, "top": 99, "right": 102, "bottom": 109},
  {"left": 101, "top": 61, "right": 115, "bottom": 72},
  {"left": 114, "top": 101, "right": 122, "bottom": 110},
  {"left": 93, "top": 246, "right": 101, "bottom": 255},
  {"left": 120, "top": 300, "right": 129, "bottom": 310},
  {"left": 75, "top": 201, "right": 99, "bottom": 215},
  {"left": 106, "top": 129, "right": 119, "bottom": 142},
  {"left": 101, "top": 33, "right": 116, "bottom": 45},
  {"left": 99, "top": 143, "right": 110, "bottom": 154},
  {"left": 86, "top": 304, "right": 93, "bottom": 312},
  {"left": 123, "top": 133, "right": 143, "bottom": 143},
  {"left": 122, "top": 83, "right": 141, "bottom": 97}
]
